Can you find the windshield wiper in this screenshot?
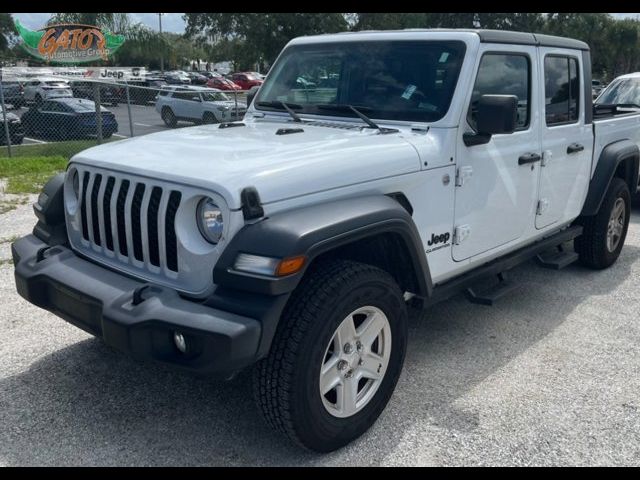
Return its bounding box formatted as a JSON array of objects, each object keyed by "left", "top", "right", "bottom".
[
  {"left": 315, "top": 104, "right": 398, "bottom": 133},
  {"left": 256, "top": 100, "right": 302, "bottom": 122}
]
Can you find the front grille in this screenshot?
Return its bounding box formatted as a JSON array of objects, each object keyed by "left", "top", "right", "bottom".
[{"left": 78, "top": 171, "right": 182, "bottom": 273}]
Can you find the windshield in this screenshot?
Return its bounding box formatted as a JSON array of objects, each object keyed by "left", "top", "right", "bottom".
[
  {"left": 255, "top": 40, "right": 466, "bottom": 122},
  {"left": 201, "top": 91, "right": 230, "bottom": 102},
  {"left": 595, "top": 78, "right": 640, "bottom": 105}
]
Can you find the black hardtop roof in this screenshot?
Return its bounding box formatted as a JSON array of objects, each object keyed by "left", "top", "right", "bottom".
[{"left": 330, "top": 28, "right": 590, "bottom": 51}]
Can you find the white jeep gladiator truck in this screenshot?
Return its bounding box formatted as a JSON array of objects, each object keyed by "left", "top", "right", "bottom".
[{"left": 12, "top": 29, "right": 640, "bottom": 452}]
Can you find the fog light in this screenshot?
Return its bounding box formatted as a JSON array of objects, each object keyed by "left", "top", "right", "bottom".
[{"left": 173, "top": 332, "right": 187, "bottom": 353}]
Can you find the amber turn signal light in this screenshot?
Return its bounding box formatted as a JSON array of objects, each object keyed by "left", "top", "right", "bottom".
[{"left": 276, "top": 255, "right": 306, "bottom": 276}]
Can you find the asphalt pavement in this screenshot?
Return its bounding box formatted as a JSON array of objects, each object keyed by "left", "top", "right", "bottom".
[{"left": 0, "top": 200, "right": 639, "bottom": 466}]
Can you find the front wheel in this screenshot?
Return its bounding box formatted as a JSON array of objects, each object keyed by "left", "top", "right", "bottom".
[
  {"left": 575, "top": 177, "right": 631, "bottom": 269},
  {"left": 161, "top": 107, "right": 177, "bottom": 128},
  {"left": 253, "top": 259, "right": 408, "bottom": 452},
  {"left": 202, "top": 112, "right": 217, "bottom": 124}
]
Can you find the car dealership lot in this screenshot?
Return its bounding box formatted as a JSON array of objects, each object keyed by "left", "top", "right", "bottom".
[
  {"left": 6, "top": 96, "right": 247, "bottom": 147},
  {"left": 0, "top": 200, "right": 639, "bottom": 466}
]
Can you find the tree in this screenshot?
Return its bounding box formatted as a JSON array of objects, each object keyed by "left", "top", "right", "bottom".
[
  {"left": 0, "top": 13, "right": 17, "bottom": 51},
  {"left": 184, "top": 13, "right": 348, "bottom": 69}
]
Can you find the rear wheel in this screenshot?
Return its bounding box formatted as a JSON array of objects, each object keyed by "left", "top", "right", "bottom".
[
  {"left": 253, "top": 259, "right": 408, "bottom": 452},
  {"left": 161, "top": 107, "right": 177, "bottom": 128},
  {"left": 575, "top": 177, "right": 631, "bottom": 269}
]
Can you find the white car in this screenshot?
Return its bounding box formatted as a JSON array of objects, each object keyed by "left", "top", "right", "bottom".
[
  {"left": 23, "top": 77, "right": 73, "bottom": 104},
  {"left": 594, "top": 72, "right": 640, "bottom": 108},
  {"left": 155, "top": 85, "right": 246, "bottom": 126},
  {"left": 13, "top": 29, "right": 640, "bottom": 453}
]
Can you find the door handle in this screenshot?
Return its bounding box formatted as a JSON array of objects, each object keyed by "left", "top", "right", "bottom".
[
  {"left": 518, "top": 153, "right": 541, "bottom": 165},
  {"left": 567, "top": 143, "right": 584, "bottom": 154}
]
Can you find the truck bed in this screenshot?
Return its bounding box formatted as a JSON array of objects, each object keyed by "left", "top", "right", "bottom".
[{"left": 592, "top": 110, "right": 640, "bottom": 180}]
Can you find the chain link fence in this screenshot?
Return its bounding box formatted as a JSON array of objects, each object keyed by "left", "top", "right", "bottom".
[{"left": 0, "top": 68, "right": 250, "bottom": 160}]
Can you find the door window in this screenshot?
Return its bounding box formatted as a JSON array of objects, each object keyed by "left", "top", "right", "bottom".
[
  {"left": 468, "top": 53, "right": 530, "bottom": 130},
  {"left": 544, "top": 56, "right": 580, "bottom": 125},
  {"left": 174, "top": 91, "right": 201, "bottom": 102}
]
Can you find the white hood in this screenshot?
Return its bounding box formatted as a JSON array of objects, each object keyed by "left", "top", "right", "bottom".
[{"left": 71, "top": 120, "right": 422, "bottom": 209}]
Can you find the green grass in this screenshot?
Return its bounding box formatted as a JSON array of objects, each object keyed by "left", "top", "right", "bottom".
[
  {"left": 1, "top": 138, "right": 120, "bottom": 159},
  {"left": 0, "top": 156, "right": 68, "bottom": 194}
]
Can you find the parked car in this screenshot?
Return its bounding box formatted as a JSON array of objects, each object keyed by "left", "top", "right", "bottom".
[
  {"left": 206, "top": 75, "right": 242, "bottom": 91},
  {"left": 187, "top": 72, "right": 208, "bottom": 85},
  {"left": 163, "top": 72, "right": 191, "bottom": 85},
  {"left": 245, "top": 71, "right": 266, "bottom": 80},
  {"left": 229, "top": 72, "right": 264, "bottom": 90},
  {"left": 200, "top": 71, "right": 221, "bottom": 80},
  {"left": 594, "top": 72, "right": 640, "bottom": 108},
  {"left": 23, "top": 77, "right": 73, "bottom": 104},
  {"left": 21, "top": 97, "right": 118, "bottom": 140},
  {"left": 155, "top": 86, "right": 246, "bottom": 127},
  {"left": 0, "top": 81, "right": 26, "bottom": 108},
  {"left": 0, "top": 106, "right": 25, "bottom": 145},
  {"left": 124, "top": 76, "right": 169, "bottom": 104},
  {"left": 70, "top": 80, "right": 121, "bottom": 107},
  {"left": 13, "top": 29, "right": 640, "bottom": 453}
]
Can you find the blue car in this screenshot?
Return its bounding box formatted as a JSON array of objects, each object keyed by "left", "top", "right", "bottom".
[{"left": 21, "top": 97, "right": 118, "bottom": 140}]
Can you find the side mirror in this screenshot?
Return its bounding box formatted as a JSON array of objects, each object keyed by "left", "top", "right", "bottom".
[{"left": 464, "top": 94, "right": 518, "bottom": 146}]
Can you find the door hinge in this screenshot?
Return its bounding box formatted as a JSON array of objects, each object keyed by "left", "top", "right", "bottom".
[
  {"left": 455, "top": 166, "right": 473, "bottom": 187},
  {"left": 537, "top": 199, "right": 549, "bottom": 215},
  {"left": 453, "top": 225, "right": 471, "bottom": 244}
]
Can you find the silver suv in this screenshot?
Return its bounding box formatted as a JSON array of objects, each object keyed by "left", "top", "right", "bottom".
[{"left": 155, "top": 86, "right": 246, "bottom": 127}]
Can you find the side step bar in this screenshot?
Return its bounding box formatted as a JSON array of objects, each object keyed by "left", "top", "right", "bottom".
[
  {"left": 465, "top": 272, "right": 518, "bottom": 306},
  {"left": 424, "top": 225, "right": 583, "bottom": 308},
  {"left": 536, "top": 244, "right": 579, "bottom": 270}
]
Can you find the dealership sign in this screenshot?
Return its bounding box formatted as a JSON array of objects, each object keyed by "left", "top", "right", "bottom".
[
  {"left": 1, "top": 67, "right": 146, "bottom": 82},
  {"left": 14, "top": 20, "right": 125, "bottom": 63}
]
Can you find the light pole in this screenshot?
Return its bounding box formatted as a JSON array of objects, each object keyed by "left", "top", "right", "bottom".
[{"left": 158, "top": 13, "right": 165, "bottom": 73}]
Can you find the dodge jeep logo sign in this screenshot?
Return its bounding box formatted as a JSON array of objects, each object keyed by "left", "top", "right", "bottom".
[{"left": 15, "top": 20, "right": 125, "bottom": 63}]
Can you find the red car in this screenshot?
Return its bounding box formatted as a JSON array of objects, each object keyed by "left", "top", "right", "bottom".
[
  {"left": 230, "top": 72, "right": 264, "bottom": 90},
  {"left": 205, "top": 76, "right": 242, "bottom": 91}
]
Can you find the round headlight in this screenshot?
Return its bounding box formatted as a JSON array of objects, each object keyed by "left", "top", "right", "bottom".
[
  {"left": 197, "top": 197, "right": 224, "bottom": 244},
  {"left": 72, "top": 170, "right": 80, "bottom": 199}
]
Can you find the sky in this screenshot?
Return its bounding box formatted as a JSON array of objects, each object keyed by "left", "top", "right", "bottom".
[{"left": 10, "top": 13, "right": 640, "bottom": 34}]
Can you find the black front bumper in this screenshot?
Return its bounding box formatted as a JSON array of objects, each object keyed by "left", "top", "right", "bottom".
[{"left": 12, "top": 235, "right": 262, "bottom": 378}]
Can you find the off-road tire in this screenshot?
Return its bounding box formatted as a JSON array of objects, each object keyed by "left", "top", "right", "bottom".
[
  {"left": 575, "top": 177, "right": 631, "bottom": 269},
  {"left": 253, "top": 259, "right": 408, "bottom": 452}
]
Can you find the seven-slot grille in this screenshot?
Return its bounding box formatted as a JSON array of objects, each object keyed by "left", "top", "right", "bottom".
[{"left": 78, "top": 171, "right": 182, "bottom": 273}]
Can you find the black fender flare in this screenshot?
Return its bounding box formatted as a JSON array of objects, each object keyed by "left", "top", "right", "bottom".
[
  {"left": 213, "top": 195, "right": 433, "bottom": 297},
  {"left": 581, "top": 139, "right": 639, "bottom": 216}
]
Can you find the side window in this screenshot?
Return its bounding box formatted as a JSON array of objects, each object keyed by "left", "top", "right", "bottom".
[
  {"left": 468, "top": 53, "right": 530, "bottom": 131},
  {"left": 544, "top": 56, "right": 580, "bottom": 125},
  {"left": 174, "top": 91, "right": 200, "bottom": 102}
]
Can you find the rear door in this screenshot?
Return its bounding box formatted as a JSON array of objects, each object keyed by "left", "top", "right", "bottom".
[
  {"left": 535, "top": 50, "right": 593, "bottom": 229},
  {"left": 453, "top": 45, "right": 541, "bottom": 261}
]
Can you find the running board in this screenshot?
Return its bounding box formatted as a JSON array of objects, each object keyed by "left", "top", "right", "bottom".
[
  {"left": 465, "top": 272, "right": 519, "bottom": 306},
  {"left": 424, "top": 225, "right": 583, "bottom": 308}
]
